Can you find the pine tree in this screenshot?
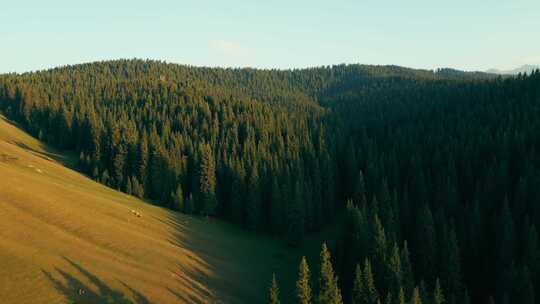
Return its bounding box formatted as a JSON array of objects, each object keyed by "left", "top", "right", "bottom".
[
  {"left": 371, "top": 215, "right": 387, "bottom": 289},
  {"left": 433, "top": 278, "right": 445, "bottom": 304},
  {"left": 353, "top": 170, "right": 367, "bottom": 207},
  {"left": 410, "top": 287, "right": 422, "bottom": 304},
  {"left": 297, "top": 256, "right": 312, "bottom": 304},
  {"left": 126, "top": 176, "right": 133, "bottom": 194},
  {"left": 112, "top": 140, "right": 126, "bottom": 189},
  {"left": 269, "top": 176, "right": 282, "bottom": 233},
  {"left": 398, "top": 288, "right": 406, "bottom": 304},
  {"left": 287, "top": 181, "right": 305, "bottom": 246},
  {"left": 400, "top": 241, "right": 414, "bottom": 294},
  {"left": 415, "top": 204, "right": 437, "bottom": 282},
  {"left": 230, "top": 162, "right": 246, "bottom": 224},
  {"left": 362, "top": 258, "right": 378, "bottom": 304},
  {"left": 351, "top": 263, "right": 363, "bottom": 304},
  {"left": 268, "top": 273, "right": 280, "bottom": 304},
  {"left": 199, "top": 144, "right": 217, "bottom": 215},
  {"left": 318, "top": 243, "right": 343, "bottom": 304},
  {"left": 440, "top": 226, "right": 461, "bottom": 303},
  {"left": 131, "top": 176, "right": 144, "bottom": 198},
  {"left": 172, "top": 184, "right": 184, "bottom": 212},
  {"left": 246, "top": 164, "right": 261, "bottom": 230},
  {"left": 387, "top": 242, "right": 402, "bottom": 295},
  {"left": 137, "top": 133, "right": 149, "bottom": 195}
]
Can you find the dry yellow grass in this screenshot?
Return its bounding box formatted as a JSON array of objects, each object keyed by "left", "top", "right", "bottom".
[{"left": 0, "top": 115, "right": 329, "bottom": 304}]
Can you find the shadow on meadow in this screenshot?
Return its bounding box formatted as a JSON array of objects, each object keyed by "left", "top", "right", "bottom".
[{"left": 42, "top": 257, "right": 149, "bottom": 304}]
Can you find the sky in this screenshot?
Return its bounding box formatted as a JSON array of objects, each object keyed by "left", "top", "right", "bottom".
[{"left": 1, "top": 0, "right": 539, "bottom": 73}]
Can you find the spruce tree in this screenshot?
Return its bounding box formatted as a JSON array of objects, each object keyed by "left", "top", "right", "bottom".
[
  {"left": 246, "top": 164, "right": 261, "bottom": 230},
  {"left": 137, "top": 132, "right": 149, "bottom": 195},
  {"left": 199, "top": 144, "right": 217, "bottom": 215},
  {"left": 351, "top": 263, "right": 363, "bottom": 304},
  {"left": 270, "top": 176, "right": 283, "bottom": 234},
  {"left": 398, "top": 288, "right": 406, "bottom": 304},
  {"left": 400, "top": 241, "right": 414, "bottom": 294},
  {"left": 433, "top": 278, "right": 445, "bottom": 304},
  {"left": 172, "top": 184, "right": 184, "bottom": 212},
  {"left": 268, "top": 273, "right": 280, "bottom": 304},
  {"left": 131, "top": 176, "right": 144, "bottom": 198},
  {"left": 415, "top": 204, "right": 437, "bottom": 283},
  {"left": 287, "top": 181, "right": 305, "bottom": 246},
  {"left": 353, "top": 170, "right": 367, "bottom": 206},
  {"left": 126, "top": 177, "right": 133, "bottom": 195},
  {"left": 388, "top": 242, "right": 402, "bottom": 294},
  {"left": 372, "top": 215, "right": 387, "bottom": 276},
  {"left": 362, "top": 258, "right": 378, "bottom": 304},
  {"left": 440, "top": 226, "right": 461, "bottom": 303},
  {"left": 297, "top": 256, "right": 312, "bottom": 304},
  {"left": 410, "top": 287, "right": 422, "bottom": 304},
  {"left": 318, "top": 243, "right": 343, "bottom": 304}
]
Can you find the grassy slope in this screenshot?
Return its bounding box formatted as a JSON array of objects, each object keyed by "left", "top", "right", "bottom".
[{"left": 0, "top": 115, "right": 332, "bottom": 304}]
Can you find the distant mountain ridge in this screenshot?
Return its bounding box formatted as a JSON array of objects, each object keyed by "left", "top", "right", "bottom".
[{"left": 487, "top": 64, "right": 540, "bottom": 75}]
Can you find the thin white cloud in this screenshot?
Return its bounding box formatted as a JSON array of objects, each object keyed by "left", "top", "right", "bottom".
[
  {"left": 523, "top": 55, "right": 540, "bottom": 65},
  {"left": 210, "top": 40, "right": 249, "bottom": 57},
  {"left": 509, "top": 54, "right": 540, "bottom": 68}
]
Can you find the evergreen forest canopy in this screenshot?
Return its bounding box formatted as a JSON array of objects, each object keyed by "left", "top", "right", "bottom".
[{"left": 1, "top": 59, "right": 539, "bottom": 304}]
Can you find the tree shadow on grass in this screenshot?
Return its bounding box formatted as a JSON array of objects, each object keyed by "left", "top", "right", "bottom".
[
  {"left": 0, "top": 115, "right": 77, "bottom": 167},
  {"left": 42, "top": 257, "right": 149, "bottom": 304},
  {"left": 156, "top": 213, "right": 276, "bottom": 304}
]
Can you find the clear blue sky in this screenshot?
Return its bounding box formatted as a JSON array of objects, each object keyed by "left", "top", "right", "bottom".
[{"left": 1, "top": 0, "right": 539, "bottom": 73}]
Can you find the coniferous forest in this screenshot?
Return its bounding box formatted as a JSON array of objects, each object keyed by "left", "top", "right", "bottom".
[{"left": 1, "top": 59, "right": 540, "bottom": 304}]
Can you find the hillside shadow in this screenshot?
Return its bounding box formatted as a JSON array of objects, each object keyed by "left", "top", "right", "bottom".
[
  {"left": 42, "top": 257, "right": 149, "bottom": 304},
  {"left": 157, "top": 210, "right": 336, "bottom": 304},
  {"left": 156, "top": 213, "right": 275, "bottom": 304},
  {"left": 14, "top": 141, "right": 75, "bottom": 166},
  {"left": 0, "top": 115, "right": 76, "bottom": 167}
]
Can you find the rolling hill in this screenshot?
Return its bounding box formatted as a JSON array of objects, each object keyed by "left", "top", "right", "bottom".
[
  {"left": 486, "top": 64, "right": 540, "bottom": 75},
  {"left": 0, "top": 114, "right": 328, "bottom": 304}
]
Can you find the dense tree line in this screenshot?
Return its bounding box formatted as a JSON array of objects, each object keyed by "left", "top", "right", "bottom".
[{"left": 0, "top": 60, "right": 539, "bottom": 303}]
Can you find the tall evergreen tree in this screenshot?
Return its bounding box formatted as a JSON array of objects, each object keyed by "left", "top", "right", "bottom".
[
  {"left": 397, "top": 288, "right": 406, "bottom": 304},
  {"left": 199, "top": 144, "right": 217, "bottom": 215},
  {"left": 287, "top": 181, "right": 305, "bottom": 246},
  {"left": 171, "top": 184, "right": 184, "bottom": 212},
  {"left": 351, "top": 263, "right": 363, "bottom": 304},
  {"left": 268, "top": 273, "right": 280, "bottom": 304},
  {"left": 318, "top": 243, "right": 343, "bottom": 304},
  {"left": 415, "top": 204, "right": 437, "bottom": 283},
  {"left": 400, "top": 241, "right": 414, "bottom": 295},
  {"left": 440, "top": 226, "right": 461, "bottom": 303},
  {"left": 410, "top": 287, "right": 422, "bottom": 304},
  {"left": 246, "top": 164, "right": 261, "bottom": 230},
  {"left": 433, "top": 278, "right": 445, "bottom": 304},
  {"left": 297, "top": 256, "right": 312, "bottom": 304},
  {"left": 362, "top": 258, "right": 379, "bottom": 304}
]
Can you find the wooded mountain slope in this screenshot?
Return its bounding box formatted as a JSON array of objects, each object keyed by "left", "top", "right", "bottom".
[
  {"left": 1, "top": 60, "right": 539, "bottom": 304},
  {"left": 0, "top": 114, "right": 329, "bottom": 304}
]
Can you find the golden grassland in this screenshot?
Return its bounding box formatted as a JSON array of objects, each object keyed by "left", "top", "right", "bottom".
[{"left": 0, "top": 115, "right": 331, "bottom": 304}]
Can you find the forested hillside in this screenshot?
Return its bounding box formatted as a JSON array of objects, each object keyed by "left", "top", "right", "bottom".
[{"left": 1, "top": 60, "right": 539, "bottom": 304}]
